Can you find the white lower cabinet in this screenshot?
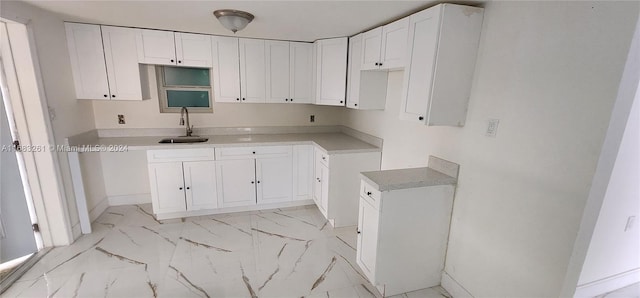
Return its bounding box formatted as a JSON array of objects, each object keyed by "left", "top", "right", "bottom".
[
  {"left": 293, "top": 145, "right": 313, "bottom": 201},
  {"left": 312, "top": 147, "right": 381, "bottom": 227},
  {"left": 356, "top": 178, "right": 455, "bottom": 296},
  {"left": 215, "top": 159, "right": 257, "bottom": 208},
  {"left": 147, "top": 149, "right": 217, "bottom": 216},
  {"left": 215, "top": 146, "right": 293, "bottom": 208}
]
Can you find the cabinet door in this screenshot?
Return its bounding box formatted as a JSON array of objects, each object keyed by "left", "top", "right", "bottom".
[
  {"left": 290, "top": 42, "right": 314, "bottom": 103},
  {"left": 293, "top": 145, "right": 313, "bottom": 201},
  {"left": 101, "top": 26, "right": 144, "bottom": 100},
  {"left": 137, "top": 29, "right": 176, "bottom": 65},
  {"left": 320, "top": 164, "right": 329, "bottom": 214},
  {"left": 356, "top": 197, "right": 379, "bottom": 282},
  {"left": 64, "top": 23, "right": 110, "bottom": 100},
  {"left": 400, "top": 8, "right": 441, "bottom": 123},
  {"left": 256, "top": 155, "right": 293, "bottom": 204},
  {"left": 211, "top": 36, "right": 241, "bottom": 102},
  {"left": 315, "top": 37, "right": 348, "bottom": 106},
  {"left": 347, "top": 34, "right": 363, "bottom": 109},
  {"left": 183, "top": 161, "right": 217, "bottom": 211},
  {"left": 313, "top": 160, "right": 324, "bottom": 211},
  {"left": 360, "top": 27, "right": 382, "bottom": 70},
  {"left": 215, "top": 159, "right": 256, "bottom": 208},
  {"left": 148, "top": 162, "right": 186, "bottom": 214},
  {"left": 239, "top": 38, "right": 266, "bottom": 103},
  {"left": 265, "top": 40, "right": 290, "bottom": 103},
  {"left": 380, "top": 17, "right": 409, "bottom": 69},
  {"left": 175, "top": 32, "right": 212, "bottom": 67}
]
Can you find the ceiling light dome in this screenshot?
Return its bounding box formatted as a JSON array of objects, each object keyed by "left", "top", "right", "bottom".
[{"left": 213, "top": 9, "right": 254, "bottom": 34}]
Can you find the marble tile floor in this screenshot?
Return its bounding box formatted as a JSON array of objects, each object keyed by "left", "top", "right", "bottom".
[{"left": 4, "top": 204, "right": 451, "bottom": 298}]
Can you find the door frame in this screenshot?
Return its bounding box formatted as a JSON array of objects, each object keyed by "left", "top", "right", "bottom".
[{"left": 0, "top": 18, "right": 73, "bottom": 247}]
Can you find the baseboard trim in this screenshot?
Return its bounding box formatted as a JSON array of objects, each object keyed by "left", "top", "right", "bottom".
[
  {"left": 88, "top": 196, "right": 109, "bottom": 222},
  {"left": 155, "top": 199, "right": 315, "bottom": 220},
  {"left": 574, "top": 268, "right": 640, "bottom": 297},
  {"left": 442, "top": 271, "right": 474, "bottom": 298},
  {"left": 108, "top": 194, "right": 151, "bottom": 206}
]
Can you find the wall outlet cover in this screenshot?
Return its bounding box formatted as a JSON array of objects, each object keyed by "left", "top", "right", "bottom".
[{"left": 486, "top": 119, "right": 500, "bottom": 137}]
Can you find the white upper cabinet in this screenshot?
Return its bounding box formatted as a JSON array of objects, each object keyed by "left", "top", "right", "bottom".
[
  {"left": 175, "top": 32, "right": 212, "bottom": 67},
  {"left": 347, "top": 34, "right": 387, "bottom": 110},
  {"left": 137, "top": 29, "right": 177, "bottom": 65},
  {"left": 239, "top": 38, "right": 266, "bottom": 103},
  {"left": 289, "top": 42, "right": 314, "bottom": 103},
  {"left": 65, "top": 23, "right": 110, "bottom": 100},
  {"left": 265, "top": 40, "right": 291, "bottom": 103},
  {"left": 314, "top": 37, "right": 348, "bottom": 106},
  {"left": 65, "top": 23, "right": 149, "bottom": 100},
  {"left": 138, "top": 29, "right": 212, "bottom": 67},
  {"left": 400, "top": 4, "right": 484, "bottom": 126},
  {"left": 101, "top": 26, "right": 148, "bottom": 100},
  {"left": 361, "top": 17, "right": 409, "bottom": 70},
  {"left": 211, "top": 36, "right": 241, "bottom": 102}
]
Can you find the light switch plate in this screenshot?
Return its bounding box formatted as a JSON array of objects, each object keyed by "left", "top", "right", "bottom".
[{"left": 486, "top": 119, "right": 500, "bottom": 137}]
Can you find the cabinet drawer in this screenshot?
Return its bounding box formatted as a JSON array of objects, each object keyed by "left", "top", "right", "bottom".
[
  {"left": 216, "top": 145, "right": 292, "bottom": 160},
  {"left": 147, "top": 148, "right": 215, "bottom": 163},
  {"left": 360, "top": 180, "right": 381, "bottom": 209},
  {"left": 315, "top": 148, "right": 330, "bottom": 167}
]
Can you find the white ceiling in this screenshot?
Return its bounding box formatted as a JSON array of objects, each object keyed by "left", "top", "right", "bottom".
[{"left": 17, "top": 0, "right": 460, "bottom": 41}]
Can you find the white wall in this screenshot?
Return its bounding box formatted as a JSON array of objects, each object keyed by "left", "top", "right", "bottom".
[
  {"left": 577, "top": 84, "right": 640, "bottom": 287},
  {"left": 342, "top": 1, "right": 639, "bottom": 296},
  {"left": 92, "top": 67, "right": 344, "bottom": 129},
  {"left": 1, "top": 1, "right": 100, "bottom": 241}
]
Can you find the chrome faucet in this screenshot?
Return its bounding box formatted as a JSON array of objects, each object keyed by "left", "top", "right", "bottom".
[{"left": 179, "top": 107, "right": 193, "bottom": 137}]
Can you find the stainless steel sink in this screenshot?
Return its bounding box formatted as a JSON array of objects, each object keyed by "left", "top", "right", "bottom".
[{"left": 158, "top": 136, "right": 209, "bottom": 144}]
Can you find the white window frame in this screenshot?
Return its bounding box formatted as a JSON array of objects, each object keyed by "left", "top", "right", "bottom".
[{"left": 156, "top": 66, "right": 213, "bottom": 113}]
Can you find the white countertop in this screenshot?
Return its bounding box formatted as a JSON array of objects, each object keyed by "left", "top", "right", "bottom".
[
  {"left": 360, "top": 167, "right": 457, "bottom": 191},
  {"left": 82, "top": 132, "right": 380, "bottom": 154}
]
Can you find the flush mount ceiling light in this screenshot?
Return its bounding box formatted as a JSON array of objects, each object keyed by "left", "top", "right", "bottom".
[{"left": 213, "top": 9, "right": 255, "bottom": 34}]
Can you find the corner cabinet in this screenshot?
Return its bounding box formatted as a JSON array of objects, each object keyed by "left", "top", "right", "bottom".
[
  {"left": 314, "top": 37, "right": 348, "bottom": 106},
  {"left": 312, "top": 147, "right": 381, "bottom": 227},
  {"left": 65, "top": 23, "right": 149, "bottom": 100},
  {"left": 147, "top": 149, "right": 217, "bottom": 215},
  {"left": 347, "top": 34, "right": 388, "bottom": 110},
  {"left": 399, "top": 4, "right": 484, "bottom": 126}
]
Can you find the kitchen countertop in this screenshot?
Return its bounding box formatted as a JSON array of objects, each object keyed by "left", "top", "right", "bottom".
[
  {"left": 82, "top": 132, "right": 380, "bottom": 154},
  {"left": 360, "top": 167, "right": 457, "bottom": 192}
]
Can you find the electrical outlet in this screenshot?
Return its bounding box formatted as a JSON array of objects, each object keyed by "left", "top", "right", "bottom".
[
  {"left": 486, "top": 119, "right": 500, "bottom": 137},
  {"left": 310, "top": 115, "right": 315, "bottom": 123},
  {"left": 118, "top": 114, "right": 126, "bottom": 124}
]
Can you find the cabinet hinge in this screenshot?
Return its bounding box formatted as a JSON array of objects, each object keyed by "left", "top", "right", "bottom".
[{"left": 32, "top": 223, "right": 40, "bottom": 233}]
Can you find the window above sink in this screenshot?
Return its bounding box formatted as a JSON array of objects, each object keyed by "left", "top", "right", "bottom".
[{"left": 156, "top": 66, "right": 213, "bottom": 113}]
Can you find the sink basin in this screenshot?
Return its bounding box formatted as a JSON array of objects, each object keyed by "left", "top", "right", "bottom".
[{"left": 159, "top": 136, "right": 209, "bottom": 144}]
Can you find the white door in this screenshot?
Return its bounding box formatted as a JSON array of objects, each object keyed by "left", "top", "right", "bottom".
[
  {"left": 400, "top": 8, "right": 441, "bottom": 123},
  {"left": 215, "top": 159, "right": 257, "bottom": 208},
  {"left": 211, "top": 36, "right": 241, "bottom": 102},
  {"left": 347, "top": 34, "right": 363, "bottom": 109},
  {"left": 175, "top": 32, "right": 212, "bottom": 67},
  {"left": 356, "top": 197, "right": 379, "bottom": 282},
  {"left": 183, "top": 161, "right": 217, "bottom": 211},
  {"left": 0, "top": 92, "right": 37, "bottom": 263},
  {"left": 64, "top": 23, "right": 110, "bottom": 100},
  {"left": 101, "top": 26, "right": 143, "bottom": 100},
  {"left": 138, "top": 29, "right": 176, "bottom": 65},
  {"left": 239, "top": 38, "right": 266, "bottom": 103},
  {"left": 380, "top": 17, "right": 409, "bottom": 69},
  {"left": 315, "top": 37, "right": 348, "bottom": 106},
  {"left": 289, "top": 42, "right": 313, "bottom": 103},
  {"left": 293, "top": 145, "right": 313, "bottom": 201},
  {"left": 256, "top": 155, "right": 293, "bottom": 204},
  {"left": 360, "top": 27, "right": 382, "bottom": 70},
  {"left": 265, "top": 40, "right": 290, "bottom": 103},
  {"left": 148, "top": 162, "right": 186, "bottom": 214}
]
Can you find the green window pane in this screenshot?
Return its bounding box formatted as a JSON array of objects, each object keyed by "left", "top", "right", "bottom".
[
  {"left": 167, "top": 90, "right": 210, "bottom": 107},
  {"left": 163, "top": 67, "right": 210, "bottom": 86}
]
